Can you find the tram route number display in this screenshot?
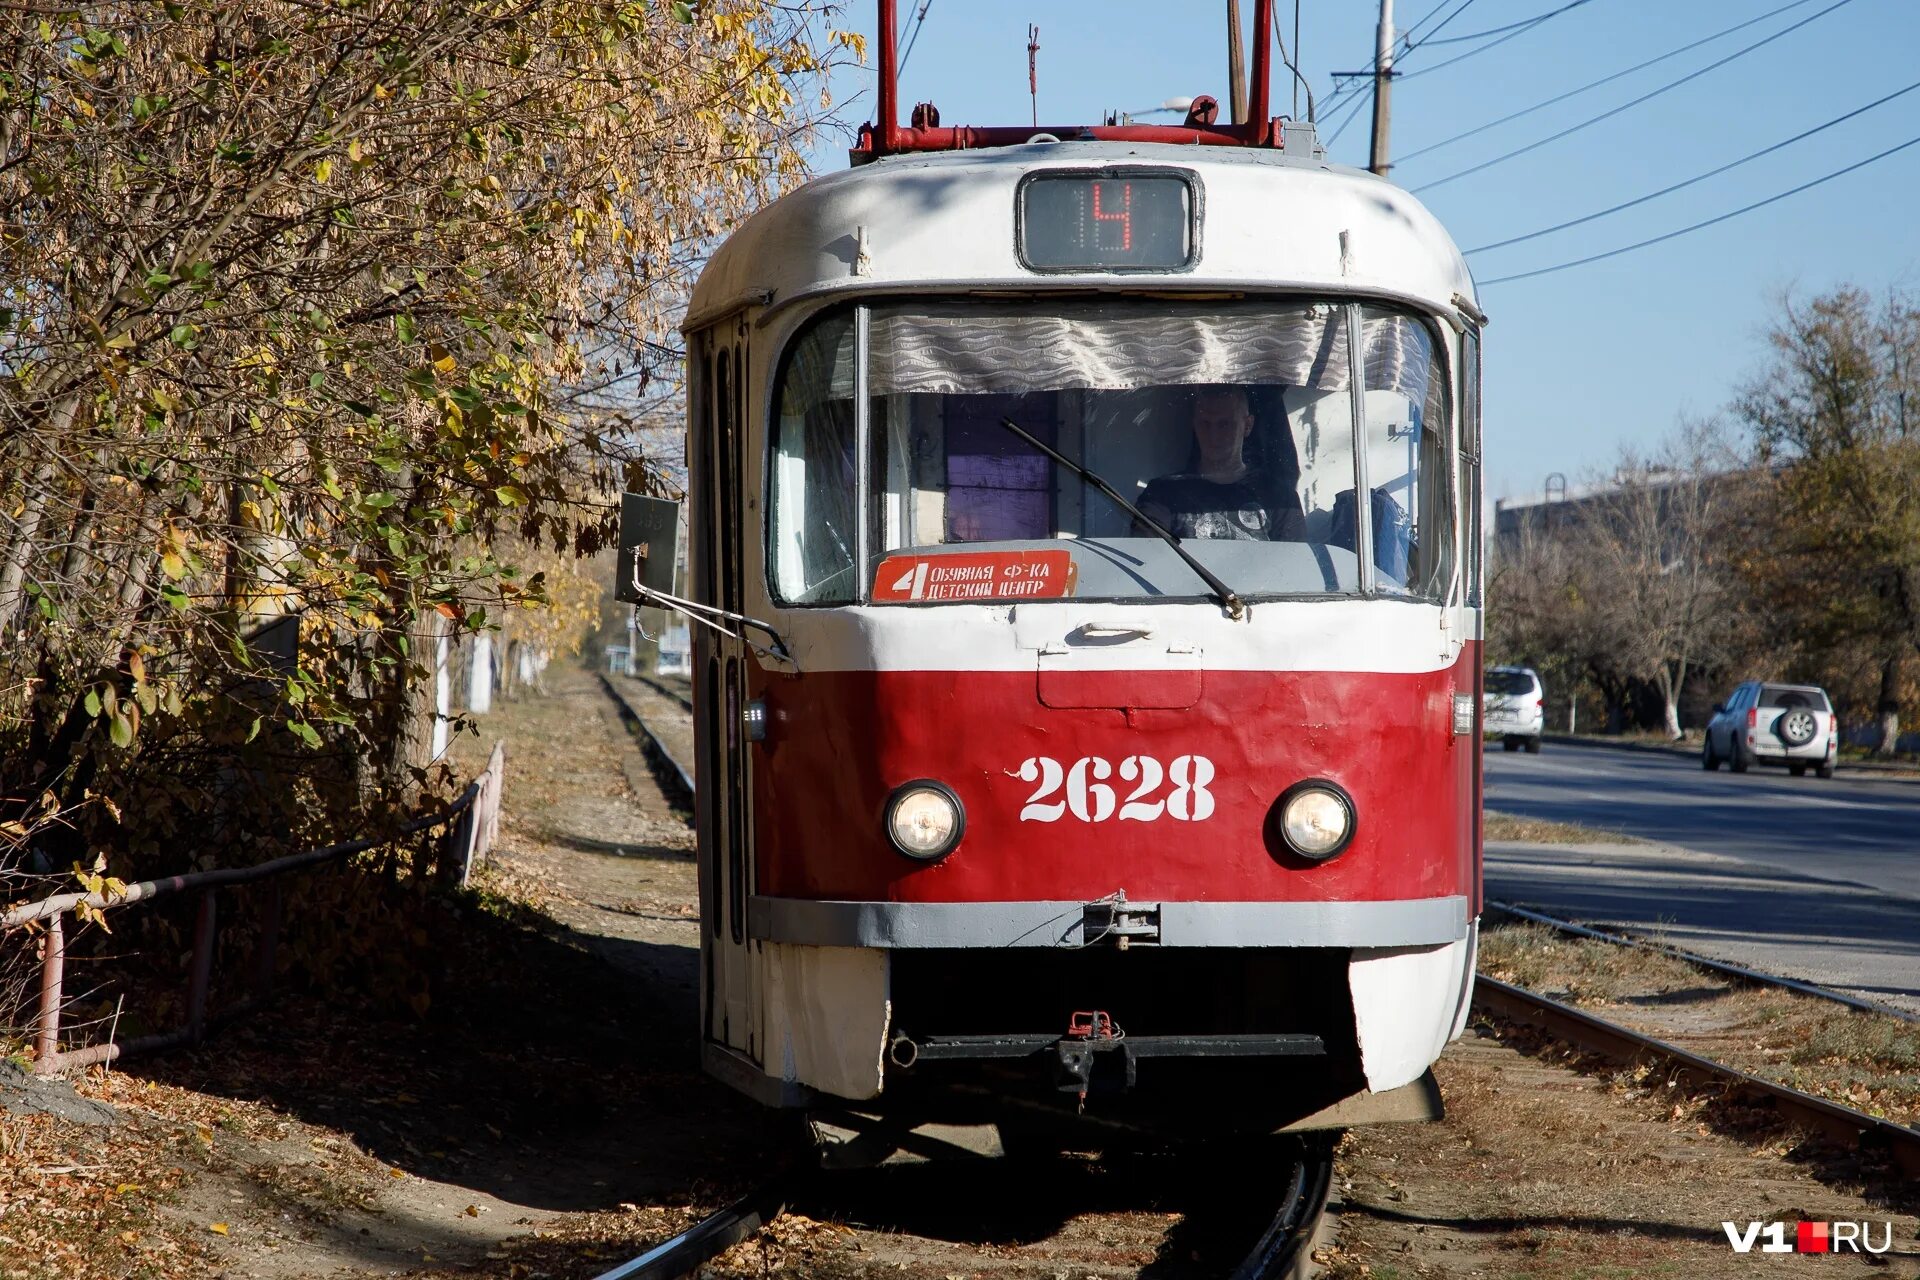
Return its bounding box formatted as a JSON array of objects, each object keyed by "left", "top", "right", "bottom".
[
  {"left": 1015, "top": 755, "right": 1215, "bottom": 823},
  {"left": 1019, "top": 172, "right": 1195, "bottom": 271},
  {"left": 872, "top": 550, "right": 1077, "bottom": 602}
]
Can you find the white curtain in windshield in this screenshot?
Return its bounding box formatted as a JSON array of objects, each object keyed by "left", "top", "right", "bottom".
[{"left": 769, "top": 299, "right": 1453, "bottom": 606}]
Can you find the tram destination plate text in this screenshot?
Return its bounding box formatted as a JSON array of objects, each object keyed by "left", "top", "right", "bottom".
[{"left": 872, "top": 550, "right": 1078, "bottom": 603}]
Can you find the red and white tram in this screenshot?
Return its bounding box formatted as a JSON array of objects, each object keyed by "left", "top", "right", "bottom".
[{"left": 676, "top": 1, "right": 1484, "bottom": 1144}]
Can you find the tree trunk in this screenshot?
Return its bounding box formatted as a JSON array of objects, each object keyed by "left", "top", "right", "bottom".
[
  {"left": 0, "top": 460, "right": 59, "bottom": 639},
  {"left": 1874, "top": 652, "right": 1901, "bottom": 756}
]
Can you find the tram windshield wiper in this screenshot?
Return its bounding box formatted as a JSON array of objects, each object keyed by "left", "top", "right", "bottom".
[{"left": 995, "top": 416, "right": 1246, "bottom": 619}]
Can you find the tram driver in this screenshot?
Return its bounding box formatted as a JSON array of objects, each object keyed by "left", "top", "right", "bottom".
[{"left": 1136, "top": 384, "right": 1307, "bottom": 542}]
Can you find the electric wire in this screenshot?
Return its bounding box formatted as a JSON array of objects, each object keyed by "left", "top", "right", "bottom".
[
  {"left": 1397, "top": 0, "right": 1823, "bottom": 166},
  {"left": 1323, "top": 84, "right": 1375, "bottom": 146},
  {"left": 1319, "top": 0, "right": 1462, "bottom": 118},
  {"left": 1477, "top": 130, "right": 1920, "bottom": 286},
  {"left": 1413, "top": 0, "right": 1858, "bottom": 193},
  {"left": 1463, "top": 78, "right": 1920, "bottom": 255},
  {"left": 1413, "top": 0, "right": 1485, "bottom": 47},
  {"left": 1417, "top": 0, "right": 1595, "bottom": 46},
  {"left": 897, "top": 0, "right": 932, "bottom": 74},
  {"left": 1321, "top": 0, "right": 1568, "bottom": 134},
  {"left": 1398, "top": 0, "right": 1598, "bottom": 79}
]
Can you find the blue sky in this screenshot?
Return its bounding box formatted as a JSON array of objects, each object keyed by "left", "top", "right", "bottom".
[{"left": 807, "top": 0, "right": 1920, "bottom": 503}]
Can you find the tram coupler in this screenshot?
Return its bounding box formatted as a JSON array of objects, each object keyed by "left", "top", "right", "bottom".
[{"left": 1053, "top": 1010, "right": 1134, "bottom": 1106}]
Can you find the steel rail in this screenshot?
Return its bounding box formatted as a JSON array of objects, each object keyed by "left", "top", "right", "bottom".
[
  {"left": 591, "top": 1182, "right": 788, "bottom": 1280},
  {"left": 628, "top": 670, "right": 693, "bottom": 711},
  {"left": 598, "top": 673, "right": 695, "bottom": 806},
  {"left": 1475, "top": 976, "right": 1920, "bottom": 1179},
  {"left": 1486, "top": 899, "right": 1920, "bottom": 1025},
  {"left": 1229, "top": 1141, "right": 1335, "bottom": 1280}
]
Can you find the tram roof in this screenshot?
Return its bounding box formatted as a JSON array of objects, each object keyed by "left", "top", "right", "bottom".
[{"left": 687, "top": 143, "right": 1480, "bottom": 332}]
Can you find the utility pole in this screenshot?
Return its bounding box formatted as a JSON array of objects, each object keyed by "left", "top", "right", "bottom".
[
  {"left": 1369, "top": 0, "right": 1394, "bottom": 177},
  {"left": 1227, "top": 0, "right": 1247, "bottom": 125}
]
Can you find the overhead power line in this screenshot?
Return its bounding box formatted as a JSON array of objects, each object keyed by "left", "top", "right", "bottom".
[
  {"left": 1397, "top": 0, "right": 1824, "bottom": 166},
  {"left": 1413, "top": 0, "right": 1859, "bottom": 193},
  {"left": 1464, "top": 78, "right": 1920, "bottom": 255},
  {"left": 897, "top": 1, "right": 932, "bottom": 74},
  {"left": 1322, "top": 0, "right": 1595, "bottom": 133},
  {"left": 1320, "top": 0, "right": 1470, "bottom": 119},
  {"left": 1400, "top": 0, "right": 1597, "bottom": 79},
  {"left": 1477, "top": 130, "right": 1920, "bottom": 286},
  {"left": 1414, "top": 0, "right": 1486, "bottom": 47},
  {"left": 1418, "top": 0, "right": 1595, "bottom": 46}
]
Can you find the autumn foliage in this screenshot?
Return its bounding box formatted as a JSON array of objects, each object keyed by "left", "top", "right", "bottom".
[{"left": 0, "top": 0, "right": 852, "bottom": 1036}]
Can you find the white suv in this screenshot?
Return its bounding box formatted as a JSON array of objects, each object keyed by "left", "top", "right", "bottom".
[
  {"left": 1703, "top": 681, "right": 1837, "bottom": 778},
  {"left": 1485, "top": 666, "right": 1545, "bottom": 753}
]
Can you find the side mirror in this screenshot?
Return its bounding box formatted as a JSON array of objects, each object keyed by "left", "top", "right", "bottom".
[{"left": 616, "top": 493, "right": 682, "bottom": 604}]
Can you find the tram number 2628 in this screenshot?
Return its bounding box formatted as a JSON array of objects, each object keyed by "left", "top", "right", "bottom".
[{"left": 1016, "top": 755, "right": 1216, "bottom": 824}]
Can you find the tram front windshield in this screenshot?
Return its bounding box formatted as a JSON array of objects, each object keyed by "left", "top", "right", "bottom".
[{"left": 770, "top": 299, "right": 1453, "bottom": 606}]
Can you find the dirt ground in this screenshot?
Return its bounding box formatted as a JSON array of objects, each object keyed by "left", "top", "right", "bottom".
[
  {"left": 1323, "top": 1027, "right": 1920, "bottom": 1279},
  {"left": 3, "top": 662, "right": 783, "bottom": 1280},
  {"left": 8, "top": 664, "right": 1920, "bottom": 1280}
]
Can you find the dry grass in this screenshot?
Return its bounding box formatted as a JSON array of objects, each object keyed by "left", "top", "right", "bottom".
[
  {"left": 1483, "top": 809, "right": 1644, "bottom": 845},
  {"left": 1479, "top": 916, "right": 1920, "bottom": 1128}
]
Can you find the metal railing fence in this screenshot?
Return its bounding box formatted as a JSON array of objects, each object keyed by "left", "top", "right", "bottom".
[{"left": 4, "top": 740, "right": 504, "bottom": 1075}]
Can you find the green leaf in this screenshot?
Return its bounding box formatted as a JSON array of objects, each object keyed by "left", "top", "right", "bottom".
[
  {"left": 289, "top": 720, "right": 322, "bottom": 749},
  {"left": 160, "top": 584, "right": 189, "bottom": 610},
  {"left": 109, "top": 712, "right": 134, "bottom": 749},
  {"left": 245, "top": 716, "right": 262, "bottom": 744},
  {"left": 494, "top": 484, "right": 529, "bottom": 507},
  {"left": 671, "top": 1, "right": 694, "bottom": 22},
  {"left": 395, "top": 313, "right": 416, "bottom": 344},
  {"left": 168, "top": 323, "right": 199, "bottom": 349},
  {"left": 84, "top": 688, "right": 102, "bottom": 717}
]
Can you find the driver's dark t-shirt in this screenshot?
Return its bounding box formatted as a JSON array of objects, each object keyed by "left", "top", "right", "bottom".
[{"left": 1138, "top": 472, "right": 1306, "bottom": 541}]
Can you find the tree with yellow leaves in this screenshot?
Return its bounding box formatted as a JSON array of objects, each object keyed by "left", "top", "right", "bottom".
[{"left": 0, "top": 0, "right": 855, "bottom": 875}]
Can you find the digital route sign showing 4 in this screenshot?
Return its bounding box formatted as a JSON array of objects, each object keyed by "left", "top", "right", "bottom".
[{"left": 1020, "top": 172, "right": 1195, "bottom": 272}]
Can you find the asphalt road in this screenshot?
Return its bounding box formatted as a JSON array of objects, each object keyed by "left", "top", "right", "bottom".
[
  {"left": 1483, "top": 744, "right": 1920, "bottom": 900},
  {"left": 1483, "top": 744, "right": 1920, "bottom": 1012}
]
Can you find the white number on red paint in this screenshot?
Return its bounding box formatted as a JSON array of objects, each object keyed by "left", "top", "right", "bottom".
[
  {"left": 1066, "top": 756, "right": 1116, "bottom": 822},
  {"left": 1016, "top": 755, "right": 1213, "bottom": 822},
  {"left": 1168, "top": 754, "right": 1217, "bottom": 821},
  {"left": 1018, "top": 755, "right": 1067, "bottom": 822},
  {"left": 1117, "top": 755, "right": 1166, "bottom": 821}
]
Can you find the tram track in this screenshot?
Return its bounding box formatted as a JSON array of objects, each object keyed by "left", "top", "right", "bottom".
[
  {"left": 589, "top": 1150, "right": 1334, "bottom": 1280},
  {"left": 599, "top": 672, "right": 695, "bottom": 807},
  {"left": 1476, "top": 900, "right": 1920, "bottom": 1180}
]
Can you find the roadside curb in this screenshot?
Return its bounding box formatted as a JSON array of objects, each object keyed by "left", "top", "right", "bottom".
[{"left": 1537, "top": 733, "right": 1920, "bottom": 778}]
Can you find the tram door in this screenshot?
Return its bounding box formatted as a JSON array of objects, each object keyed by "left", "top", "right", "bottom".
[{"left": 695, "top": 320, "right": 760, "bottom": 1064}]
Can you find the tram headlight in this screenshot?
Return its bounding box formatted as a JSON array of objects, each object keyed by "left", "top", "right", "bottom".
[
  {"left": 1274, "top": 780, "right": 1356, "bottom": 861},
  {"left": 885, "top": 781, "right": 966, "bottom": 861}
]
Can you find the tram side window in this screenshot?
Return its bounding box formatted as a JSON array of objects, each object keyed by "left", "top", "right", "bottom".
[
  {"left": 769, "top": 312, "right": 859, "bottom": 604},
  {"left": 1359, "top": 307, "right": 1455, "bottom": 600},
  {"left": 1462, "top": 328, "right": 1483, "bottom": 608}
]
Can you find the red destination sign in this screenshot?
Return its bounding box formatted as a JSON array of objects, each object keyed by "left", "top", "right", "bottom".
[{"left": 872, "top": 550, "right": 1078, "bottom": 603}]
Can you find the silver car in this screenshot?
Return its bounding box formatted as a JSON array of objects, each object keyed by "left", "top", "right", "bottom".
[
  {"left": 1484, "top": 665, "right": 1545, "bottom": 753},
  {"left": 1703, "top": 681, "right": 1837, "bottom": 777}
]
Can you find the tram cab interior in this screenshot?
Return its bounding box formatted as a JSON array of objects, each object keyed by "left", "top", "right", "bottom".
[{"left": 772, "top": 300, "right": 1455, "bottom": 609}]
